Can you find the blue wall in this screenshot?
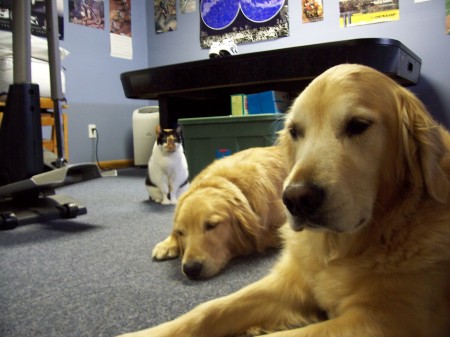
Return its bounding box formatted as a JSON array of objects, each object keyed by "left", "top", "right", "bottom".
[
  {"left": 59, "top": 0, "right": 150, "bottom": 163},
  {"left": 147, "top": 0, "right": 450, "bottom": 125},
  {"left": 63, "top": 0, "right": 449, "bottom": 163}
]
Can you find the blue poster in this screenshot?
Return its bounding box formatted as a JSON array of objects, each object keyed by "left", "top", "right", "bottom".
[{"left": 200, "top": 0, "right": 289, "bottom": 48}]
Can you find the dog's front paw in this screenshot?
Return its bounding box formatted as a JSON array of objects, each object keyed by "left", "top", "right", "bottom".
[{"left": 152, "top": 235, "right": 180, "bottom": 260}]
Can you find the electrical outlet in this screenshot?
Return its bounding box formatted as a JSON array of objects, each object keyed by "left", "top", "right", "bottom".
[{"left": 88, "top": 124, "right": 97, "bottom": 138}]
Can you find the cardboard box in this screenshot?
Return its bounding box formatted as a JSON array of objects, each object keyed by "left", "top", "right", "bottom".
[
  {"left": 247, "top": 93, "right": 262, "bottom": 114},
  {"left": 230, "top": 94, "right": 248, "bottom": 115},
  {"left": 259, "top": 90, "right": 289, "bottom": 113},
  {"left": 247, "top": 91, "right": 290, "bottom": 114}
]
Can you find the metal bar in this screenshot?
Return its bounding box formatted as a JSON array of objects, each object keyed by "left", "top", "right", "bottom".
[
  {"left": 44, "top": 0, "right": 66, "bottom": 166},
  {"left": 44, "top": 0, "right": 63, "bottom": 100},
  {"left": 12, "top": 0, "right": 32, "bottom": 84}
]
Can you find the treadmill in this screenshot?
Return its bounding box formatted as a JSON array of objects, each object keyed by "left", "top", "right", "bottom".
[{"left": 0, "top": 0, "right": 103, "bottom": 229}]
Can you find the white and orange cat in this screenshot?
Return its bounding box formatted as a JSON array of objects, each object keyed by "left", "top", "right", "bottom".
[{"left": 145, "top": 126, "right": 189, "bottom": 205}]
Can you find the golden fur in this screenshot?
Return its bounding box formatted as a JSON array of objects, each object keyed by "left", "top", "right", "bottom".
[
  {"left": 120, "top": 64, "right": 450, "bottom": 337},
  {"left": 152, "top": 146, "right": 287, "bottom": 279}
]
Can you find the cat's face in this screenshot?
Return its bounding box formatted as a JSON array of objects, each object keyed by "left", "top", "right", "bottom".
[{"left": 156, "top": 126, "right": 182, "bottom": 153}]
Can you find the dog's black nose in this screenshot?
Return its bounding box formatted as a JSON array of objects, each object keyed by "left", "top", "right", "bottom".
[
  {"left": 183, "top": 262, "right": 203, "bottom": 279},
  {"left": 282, "top": 183, "right": 325, "bottom": 217}
]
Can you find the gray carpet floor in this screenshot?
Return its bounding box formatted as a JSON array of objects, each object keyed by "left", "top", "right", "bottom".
[{"left": 0, "top": 167, "right": 279, "bottom": 337}]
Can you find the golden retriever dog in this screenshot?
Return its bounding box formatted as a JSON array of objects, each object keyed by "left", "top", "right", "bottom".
[
  {"left": 152, "top": 146, "right": 288, "bottom": 279},
  {"left": 119, "top": 64, "right": 450, "bottom": 337}
]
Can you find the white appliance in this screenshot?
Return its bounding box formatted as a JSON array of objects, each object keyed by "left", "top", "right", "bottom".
[{"left": 132, "top": 106, "right": 159, "bottom": 166}]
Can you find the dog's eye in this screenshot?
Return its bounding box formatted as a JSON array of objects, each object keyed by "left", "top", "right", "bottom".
[
  {"left": 205, "top": 222, "right": 218, "bottom": 231},
  {"left": 174, "top": 229, "right": 184, "bottom": 236},
  {"left": 345, "top": 118, "right": 372, "bottom": 137},
  {"left": 288, "top": 125, "right": 303, "bottom": 140}
]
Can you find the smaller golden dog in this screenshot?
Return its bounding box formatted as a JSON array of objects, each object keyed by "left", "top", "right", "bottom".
[{"left": 152, "top": 146, "right": 288, "bottom": 279}]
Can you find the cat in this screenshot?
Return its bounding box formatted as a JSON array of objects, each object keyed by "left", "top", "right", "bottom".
[{"left": 145, "top": 125, "right": 190, "bottom": 205}]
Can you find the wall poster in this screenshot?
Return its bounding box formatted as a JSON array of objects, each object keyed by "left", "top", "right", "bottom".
[
  {"left": 155, "top": 0, "right": 177, "bottom": 33},
  {"left": 69, "top": 0, "right": 105, "bottom": 30},
  {"left": 200, "top": 0, "right": 289, "bottom": 49},
  {"left": 110, "top": 0, "right": 131, "bottom": 35},
  {"left": 181, "top": 0, "right": 196, "bottom": 14},
  {"left": 339, "top": 0, "right": 399, "bottom": 28},
  {"left": 110, "top": 0, "right": 132, "bottom": 59},
  {"left": 302, "top": 0, "right": 323, "bottom": 23}
]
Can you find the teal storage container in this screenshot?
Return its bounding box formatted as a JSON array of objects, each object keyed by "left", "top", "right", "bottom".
[{"left": 179, "top": 114, "right": 285, "bottom": 178}]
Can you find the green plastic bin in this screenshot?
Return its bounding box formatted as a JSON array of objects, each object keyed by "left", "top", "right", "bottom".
[{"left": 179, "top": 114, "right": 285, "bottom": 178}]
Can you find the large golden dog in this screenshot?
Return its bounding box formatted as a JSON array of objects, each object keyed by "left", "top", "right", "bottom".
[
  {"left": 119, "top": 64, "right": 450, "bottom": 337},
  {"left": 152, "top": 146, "right": 287, "bottom": 279}
]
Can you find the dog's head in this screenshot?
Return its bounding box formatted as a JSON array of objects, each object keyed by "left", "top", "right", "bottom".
[
  {"left": 173, "top": 178, "right": 260, "bottom": 279},
  {"left": 279, "top": 64, "right": 449, "bottom": 233}
]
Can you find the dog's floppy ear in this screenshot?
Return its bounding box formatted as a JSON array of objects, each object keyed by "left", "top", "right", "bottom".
[
  {"left": 399, "top": 88, "right": 449, "bottom": 203},
  {"left": 227, "top": 192, "right": 263, "bottom": 253}
]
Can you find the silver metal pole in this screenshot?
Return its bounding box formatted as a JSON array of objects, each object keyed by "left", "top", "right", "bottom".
[
  {"left": 44, "top": 0, "right": 63, "bottom": 100},
  {"left": 12, "top": 0, "right": 32, "bottom": 84},
  {"left": 45, "top": 0, "right": 66, "bottom": 166}
]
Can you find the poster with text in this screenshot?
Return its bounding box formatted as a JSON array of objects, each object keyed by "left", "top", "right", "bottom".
[
  {"left": 302, "top": 0, "right": 323, "bottom": 23},
  {"left": 110, "top": 0, "right": 132, "bottom": 59},
  {"left": 155, "top": 0, "right": 177, "bottom": 33},
  {"left": 69, "top": 0, "right": 105, "bottom": 30},
  {"left": 339, "top": 0, "right": 399, "bottom": 28},
  {"left": 200, "top": 0, "right": 289, "bottom": 49},
  {"left": 0, "top": 0, "right": 64, "bottom": 39}
]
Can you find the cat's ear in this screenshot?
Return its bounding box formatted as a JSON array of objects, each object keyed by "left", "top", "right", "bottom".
[
  {"left": 175, "top": 125, "right": 182, "bottom": 134},
  {"left": 156, "top": 125, "right": 162, "bottom": 135}
]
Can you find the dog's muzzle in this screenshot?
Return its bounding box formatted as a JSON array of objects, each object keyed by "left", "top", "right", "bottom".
[
  {"left": 282, "top": 183, "right": 326, "bottom": 231},
  {"left": 183, "top": 261, "right": 204, "bottom": 280}
]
